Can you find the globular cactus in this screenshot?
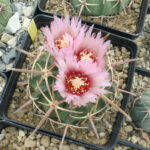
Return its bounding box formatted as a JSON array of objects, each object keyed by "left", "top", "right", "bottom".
[
  {"left": 10, "top": 16, "right": 133, "bottom": 148},
  {"left": 131, "top": 89, "right": 150, "bottom": 132},
  {"left": 70, "top": 0, "right": 131, "bottom": 16},
  {"left": 0, "top": 0, "right": 12, "bottom": 34}
]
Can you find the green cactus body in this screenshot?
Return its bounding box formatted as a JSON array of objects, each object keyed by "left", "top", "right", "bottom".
[
  {"left": 131, "top": 90, "right": 150, "bottom": 132},
  {"left": 30, "top": 53, "right": 109, "bottom": 125},
  {"left": 0, "top": 0, "right": 12, "bottom": 34},
  {"left": 70, "top": 0, "right": 131, "bottom": 16}
]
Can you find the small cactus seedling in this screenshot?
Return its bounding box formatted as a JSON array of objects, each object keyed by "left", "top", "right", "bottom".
[
  {"left": 131, "top": 89, "right": 150, "bottom": 132},
  {"left": 0, "top": 0, "right": 12, "bottom": 34},
  {"left": 70, "top": 0, "right": 131, "bottom": 16}
]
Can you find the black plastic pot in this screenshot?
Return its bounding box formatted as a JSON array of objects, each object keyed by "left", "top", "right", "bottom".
[
  {"left": 0, "top": 14, "right": 138, "bottom": 150},
  {"left": 116, "top": 67, "right": 150, "bottom": 150},
  {"left": 117, "top": 139, "right": 150, "bottom": 150},
  {"left": 36, "top": 0, "right": 149, "bottom": 40}
]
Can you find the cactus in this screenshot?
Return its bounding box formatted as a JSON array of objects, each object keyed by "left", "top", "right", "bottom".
[
  {"left": 10, "top": 16, "right": 137, "bottom": 148},
  {"left": 131, "top": 89, "right": 150, "bottom": 132},
  {"left": 0, "top": 0, "right": 12, "bottom": 34},
  {"left": 70, "top": 0, "right": 131, "bottom": 16}
]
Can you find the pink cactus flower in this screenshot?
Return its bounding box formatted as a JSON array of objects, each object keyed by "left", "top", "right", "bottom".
[
  {"left": 54, "top": 55, "right": 111, "bottom": 107},
  {"left": 42, "top": 15, "right": 86, "bottom": 57},
  {"left": 74, "top": 27, "right": 110, "bottom": 69}
]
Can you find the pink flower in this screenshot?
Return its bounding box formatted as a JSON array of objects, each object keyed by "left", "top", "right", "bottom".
[
  {"left": 75, "top": 28, "right": 110, "bottom": 69},
  {"left": 42, "top": 15, "right": 86, "bottom": 57},
  {"left": 54, "top": 55, "right": 111, "bottom": 107},
  {"left": 61, "top": 26, "right": 110, "bottom": 69}
]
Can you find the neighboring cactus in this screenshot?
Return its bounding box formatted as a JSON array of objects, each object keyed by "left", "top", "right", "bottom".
[
  {"left": 131, "top": 89, "right": 150, "bottom": 132},
  {"left": 70, "top": 0, "right": 131, "bottom": 16},
  {"left": 0, "top": 0, "right": 12, "bottom": 34}
]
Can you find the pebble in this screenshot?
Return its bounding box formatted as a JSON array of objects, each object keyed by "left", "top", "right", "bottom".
[
  {"left": 11, "top": 2, "right": 23, "bottom": 16},
  {"left": 40, "top": 136, "right": 50, "bottom": 147},
  {"left": 36, "top": 134, "right": 42, "bottom": 139},
  {"left": 19, "top": 130, "right": 25, "bottom": 137},
  {"left": 23, "top": 6, "right": 34, "bottom": 17},
  {"left": 0, "top": 134, "right": 5, "bottom": 141},
  {"left": 7, "top": 36, "right": 18, "bottom": 47},
  {"left": 132, "top": 3, "right": 139, "bottom": 9},
  {"left": 22, "top": 18, "right": 31, "bottom": 29},
  {"left": 125, "top": 125, "right": 133, "bottom": 132},
  {"left": 99, "top": 132, "right": 106, "bottom": 138},
  {"left": 2, "top": 49, "right": 16, "bottom": 64},
  {"left": 39, "top": 146, "right": 45, "bottom": 150},
  {"left": 51, "top": 138, "right": 60, "bottom": 144},
  {"left": 29, "top": 135, "right": 36, "bottom": 140},
  {"left": 131, "top": 135, "right": 139, "bottom": 144},
  {"left": 5, "top": 12, "right": 21, "bottom": 34},
  {"left": 61, "top": 145, "right": 70, "bottom": 150},
  {"left": 24, "top": 138, "right": 37, "bottom": 148},
  {"left": 1, "top": 33, "right": 14, "bottom": 43}
]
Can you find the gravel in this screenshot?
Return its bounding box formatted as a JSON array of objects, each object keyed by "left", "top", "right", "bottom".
[{"left": 0, "top": 0, "right": 38, "bottom": 72}]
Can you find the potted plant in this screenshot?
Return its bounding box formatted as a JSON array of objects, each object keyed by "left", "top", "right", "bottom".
[{"left": 0, "top": 14, "right": 138, "bottom": 150}]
